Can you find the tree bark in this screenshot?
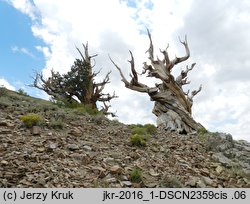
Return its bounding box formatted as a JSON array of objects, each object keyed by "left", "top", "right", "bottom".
[
  {"left": 110, "top": 30, "right": 203, "bottom": 133},
  {"left": 31, "top": 43, "right": 117, "bottom": 116}
]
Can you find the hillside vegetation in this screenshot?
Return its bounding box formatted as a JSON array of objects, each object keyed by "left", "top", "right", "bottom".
[{"left": 0, "top": 88, "right": 249, "bottom": 187}]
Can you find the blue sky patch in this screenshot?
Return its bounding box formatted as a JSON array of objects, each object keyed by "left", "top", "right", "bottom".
[
  {"left": 121, "top": 0, "right": 137, "bottom": 8},
  {"left": 0, "top": 1, "right": 45, "bottom": 88}
]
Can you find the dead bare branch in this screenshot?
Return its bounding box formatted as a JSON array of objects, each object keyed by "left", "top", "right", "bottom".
[
  {"left": 110, "top": 30, "right": 203, "bottom": 133},
  {"left": 169, "top": 35, "right": 190, "bottom": 69},
  {"left": 145, "top": 28, "right": 154, "bottom": 61}
]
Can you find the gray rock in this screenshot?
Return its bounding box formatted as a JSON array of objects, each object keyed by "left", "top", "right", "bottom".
[
  {"left": 121, "top": 175, "right": 128, "bottom": 181},
  {"left": 238, "top": 161, "right": 250, "bottom": 169},
  {"left": 48, "top": 142, "right": 57, "bottom": 150},
  {"left": 197, "top": 180, "right": 206, "bottom": 188},
  {"left": 83, "top": 145, "right": 92, "bottom": 151},
  {"left": 70, "top": 128, "right": 82, "bottom": 136},
  {"left": 212, "top": 152, "right": 233, "bottom": 167},
  {"left": 67, "top": 144, "right": 79, "bottom": 151},
  {"left": 235, "top": 141, "right": 250, "bottom": 152},
  {"left": 6, "top": 115, "right": 14, "bottom": 120},
  {"left": 106, "top": 178, "right": 117, "bottom": 183},
  {"left": 206, "top": 133, "right": 234, "bottom": 152},
  {"left": 243, "top": 169, "right": 250, "bottom": 176},
  {"left": 31, "top": 126, "right": 41, "bottom": 135},
  {"left": 103, "top": 157, "right": 115, "bottom": 163},
  {"left": 1, "top": 160, "right": 9, "bottom": 165},
  {"left": 121, "top": 181, "right": 132, "bottom": 187},
  {"left": 0, "top": 129, "right": 11, "bottom": 134},
  {"left": 185, "top": 177, "right": 199, "bottom": 187},
  {"left": 202, "top": 176, "right": 216, "bottom": 187},
  {"left": 47, "top": 132, "right": 53, "bottom": 136},
  {"left": 0, "top": 121, "right": 9, "bottom": 126},
  {"left": 222, "top": 141, "right": 250, "bottom": 170}
]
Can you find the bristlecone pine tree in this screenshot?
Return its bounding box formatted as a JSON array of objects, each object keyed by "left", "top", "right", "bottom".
[
  {"left": 110, "top": 30, "right": 203, "bottom": 133},
  {"left": 32, "top": 43, "right": 117, "bottom": 116}
]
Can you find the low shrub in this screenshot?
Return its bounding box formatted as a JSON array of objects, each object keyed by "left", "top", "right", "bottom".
[
  {"left": 197, "top": 127, "right": 208, "bottom": 135},
  {"left": 130, "top": 123, "right": 157, "bottom": 135},
  {"left": 0, "top": 87, "right": 8, "bottom": 97},
  {"left": 130, "top": 134, "right": 147, "bottom": 147},
  {"left": 0, "top": 97, "right": 10, "bottom": 108},
  {"left": 28, "top": 103, "right": 58, "bottom": 114},
  {"left": 83, "top": 104, "right": 100, "bottom": 115},
  {"left": 110, "top": 119, "right": 122, "bottom": 126},
  {"left": 18, "top": 88, "right": 28, "bottom": 96},
  {"left": 51, "top": 97, "right": 79, "bottom": 109},
  {"left": 130, "top": 167, "right": 142, "bottom": 183},
  {"left": 20, "top": 113, "right": 43, "bottom": 127},
  {"left": 74, "top": 105, "right": 100, "bottom": 116},
  {"left": 144, "top": 123, "right": 157, "bottom": 135},
  {"left": 91, "top": 114, "right": 107, "bottom": 125},
  {"left": 52, "top": 97, "right": 100, "bottom": 116},
  {"left": 129, "top": 124, "right": 155, "bottom": 147},
  {"left": 131, "top": 127, "right": 148, "bottom": 136},
  {"left": 49, "top": 118, "right": 64, "bottom": 129},
  {"left": 128, "top": 124, "right": 143, "bottom": 129}
]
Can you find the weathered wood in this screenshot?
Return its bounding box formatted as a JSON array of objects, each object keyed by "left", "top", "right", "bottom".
[
  {"left": 110, "top": 30, "right": 203, "bottom": 133},
  {"left": 31, "top": 43, "right": 117, "bottom": 116}
]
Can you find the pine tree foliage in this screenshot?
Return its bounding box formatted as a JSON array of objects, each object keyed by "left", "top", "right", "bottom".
[{"left": 31, "top": 43, "right": 117, "bottom": 116}]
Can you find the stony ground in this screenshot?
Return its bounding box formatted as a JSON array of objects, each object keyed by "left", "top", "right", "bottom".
[{"left": 0, "top": 89, "right": 250, "bottom": 187}]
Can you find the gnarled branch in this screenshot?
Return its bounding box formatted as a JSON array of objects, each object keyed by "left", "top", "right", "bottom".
[
  {"left": 109, "top": 53, "right": 150, "bottom": 93},
  {"left": 170, "top": 35, "right": 190, "bottom": 67},
  {"left": 31, "top": 43, "right": 116, "bottom": 115},
  {"left": 176, "top": 63, "right": 196, "bottom": 87},
  {"left": 100, "top": 102, "right": 117, "bottom": 117},
  {"left": 111, "top": 30, "right": 203, "bottom": 133}
]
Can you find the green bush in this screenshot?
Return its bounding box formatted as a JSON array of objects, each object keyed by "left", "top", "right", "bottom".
[
  {"left": 130, "top": 124, "right": 157, "bottom": 136},
  {"left": 130, "top": 134, "right": 147, "bottom": 147},
  {"left": 20, "top": 113, "right": 43, "bottom": 127},
  {"left": 131, "top": 127, "right": 148, "bottom": 135},
  {"left": 0, "top": 87, "right": 8, "bottom": 97},
  {"left": 28, "top": 103, "right": 58, "bottom": 114},
  {"left": 110, "top": 119, "right": 122, "bottom": 126},
  {"left": 74, "top": 105, "right": 100, "bottom": 116},
  {"left": 49, "top": 118, "right": 64, "bottom": 129},
  {"left": 144, "top": 123, "right": 157, "bottom": 135},
  {"left": 18, "top": 88, "right": 28, "bottom": 96},
  {"left": 197, "top": 127, "right": 208, "bottom": 135},
  {"left": 128, "top": 124, "right": 144, "bottom": 129},
  {"left": 129, "top": 124, "right": 155, "bottom": 147},
  {"left": 52, "top": 97, "right": 100, "bottom": 116},
  {"left": 51, "top": 97, "right": 79, "bottom": 108},
  {"left": 0, "top": 97, "right": 10, "bottom": 108},
  {"left": 83, "top": 104, "right": 99, "bottom": 115},
  {"left": 130, "top": 168, "right": 142, "bottom": 183}
]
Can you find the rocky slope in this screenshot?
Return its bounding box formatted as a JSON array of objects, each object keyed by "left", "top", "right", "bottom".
[{"left": 0, "top": 89, "right": 249, "bottom": 187}]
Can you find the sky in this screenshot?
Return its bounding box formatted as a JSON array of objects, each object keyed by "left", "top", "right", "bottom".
[{"left": 0, "top": 0, "right": 250, "bottom": 141}]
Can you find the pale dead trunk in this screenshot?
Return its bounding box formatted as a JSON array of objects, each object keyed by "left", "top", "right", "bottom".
[{"left": 110, "top": 29, "right": 203, "bottom": 134}]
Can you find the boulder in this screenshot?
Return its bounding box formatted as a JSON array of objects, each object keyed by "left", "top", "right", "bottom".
[
  {"left": 206, "top": 133, "right": 234, "bottom": 152},
  {"left": 212, "top": 152, "right": 233, "bottom": 167}
]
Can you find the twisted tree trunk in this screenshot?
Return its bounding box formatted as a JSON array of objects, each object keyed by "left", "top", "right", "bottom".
[
  {"left": 31, "top": 43, "right": 117, "bottom": 116},
  {"left": 110, "top": 30, "right": 203, "bottom": 133}
]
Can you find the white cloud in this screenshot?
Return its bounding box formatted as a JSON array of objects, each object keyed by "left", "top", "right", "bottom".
[
  {"left": 0, "top": 78, "right": 15, "bottom": 90},
  {"left": 11, "top": 46, "right": 36, "bottom": 58},
  {"left": 35, "top": 45, "right": 51, "bottom": 59},
  {"left": 9, "top": 0, "right": 250, "bottom": 141},
  {"left": 7, "top": 0, "right": 37, "bottom": 20}
]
